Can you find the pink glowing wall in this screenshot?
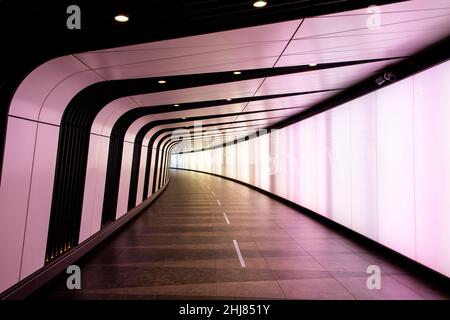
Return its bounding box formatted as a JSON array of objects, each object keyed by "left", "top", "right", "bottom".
[
  {"left": 0, "top": 60, "right": 170, "bottom": 293},
  {"left": 172, "top": 60, "right": 450, "bottom": 278}
]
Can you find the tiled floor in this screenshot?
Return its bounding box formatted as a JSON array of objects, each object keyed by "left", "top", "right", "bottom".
[{"left": 33, "top": 169, "right": 450, "bottom": 300}]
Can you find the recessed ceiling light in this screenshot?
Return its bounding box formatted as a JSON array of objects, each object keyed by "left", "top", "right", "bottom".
[
  {"left": 309, "top": 63, "right": 317, "bottom": 67},
  {"left": 158, "top": 80, "right": 166, "bottom": 84},
  {"left": 233, "top": 71, "right": 242, "bottom": 75},
  {"left": 114, "top": 14, "right": 129, "bottom": 23},
  {"left": 226, "top": 98, "right": 232, "bottom": 101},
  {"left": 253, "top": 1, "right": 267, "bottom": 8},
  {"left": 174, "top": 104, "right": 180, "bottom": 107},
  {"left": 182, "top": 117, "right": 186, "bottom": 120}
]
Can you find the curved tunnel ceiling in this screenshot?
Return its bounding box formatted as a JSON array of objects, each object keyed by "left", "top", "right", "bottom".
[
  {"left": 1, "top": 0, "right": 449, "bottom": 272},
  {"left": 0, "top": 0, "right": 408, "bottom": 172}
]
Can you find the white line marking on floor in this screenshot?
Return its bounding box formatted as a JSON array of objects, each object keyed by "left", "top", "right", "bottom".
[
  {"left": 216, "top": 199, "right": 221, "bottom": 206},
  {"left": 223, "top": 212, "right": 230, "bottom": 224},
  {"left": 233, "top": 240, "right": 246, "bottom": 268},
  {"left": 211, "top": 191, "right": 215, "bottom": 196}
]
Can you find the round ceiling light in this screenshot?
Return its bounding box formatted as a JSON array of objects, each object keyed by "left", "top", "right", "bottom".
[
  {"left": 114, "top": 14, "right": 129, "bottom": 23},
  {"left": 253, "top": 1, "right": 267, "bottom": 8}
]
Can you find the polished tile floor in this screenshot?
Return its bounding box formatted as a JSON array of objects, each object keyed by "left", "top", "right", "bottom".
[{"left": 33, "top": 169, "right": 450, "bottom": 299}]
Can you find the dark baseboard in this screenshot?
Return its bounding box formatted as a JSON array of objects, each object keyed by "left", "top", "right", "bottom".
[
  {"left": 171, "top": 167, "right": 450, "bottom": 287},
  {"left": 0, "top": 181, "right": 170, "bottom": 300}
]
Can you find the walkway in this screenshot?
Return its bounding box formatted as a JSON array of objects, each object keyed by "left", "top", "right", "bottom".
[{"left": 33, "top": 169, "right": 450, "bottom": 299}]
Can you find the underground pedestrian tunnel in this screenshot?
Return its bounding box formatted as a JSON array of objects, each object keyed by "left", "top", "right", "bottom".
[{"left": 0, "top": 0, "right": 449, "bottom": 300}]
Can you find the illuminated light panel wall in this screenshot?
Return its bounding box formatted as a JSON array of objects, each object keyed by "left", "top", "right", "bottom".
[{"left": 172, "top": 60, "right": 450, "bottom": 278}]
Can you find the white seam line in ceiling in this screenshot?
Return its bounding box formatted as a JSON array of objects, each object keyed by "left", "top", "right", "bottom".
[
  {"left": 316, "top": 7, "right": 450, "bottom": 18},
  {"left": 71, "top": 54, "right": 108, "bottom": 82},
  {"left": 294, "top": 13, "right": 450, "bottom": 40},
  {"left": 91, "top": 43, "right": 263, "bottom": 70}
]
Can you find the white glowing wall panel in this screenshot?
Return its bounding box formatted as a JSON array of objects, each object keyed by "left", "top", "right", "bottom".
[
  {"left": 172, "top": 60, "right": 450, "bottom": 278},
  {"left": 211, "top": 147, "right": 223, "bottom": 175},
  {"left": 225, "top": 144, "right": 236, "bottom": 179},
  {"left": 298, "top": 117, "right": 319, "bottom": 214},
  {"left": 0, "top": 117, "right": 37, "bottom": 292},
  {"left": 258, "top": 134, "right": 271, "bottom": 192},
  {"left": 237, "top": 141, "right": 250, "bottom": 184},
  {"left": 376, "top": 79, "right": 415, "bottom": 258},
  {"left": 329, "top": 104, "right": 352, "bottom": 228},
  {"left": 20, "top": 124, "right": 59, "bottom": 279},
  {"left": 271, "top": 129, "right": 286, "bottom": 198},
  {"left": 414, "top": 62, "right": 450, "bottom": 276},
  {"left": 288, "top": 126, "right": 300, "bottom": 203},
  {"left": 350, "top": 95, "right": 378, "bottom": 240},
  {"left": 315, "top": 112, "right": 330, "bottom": 218}
]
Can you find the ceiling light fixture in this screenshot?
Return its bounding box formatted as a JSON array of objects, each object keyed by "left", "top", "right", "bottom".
[
  {"left": 158, "top": 80, "right": 166, "bottom": 84},
  {"left": 174, "top": 104, "right": 180, "bottom": 107},
  {"left": 114, "top": 14, "right": 129, "bottom": 23},
  {"left": 309, "top": 63, "right": 317, "bottom": 67},
  {"left": 253, "top": 1, "right": 267, "bottom": 8},
  {"left": 182, "top": 117, "right": 186, "bottom": 120},
  {"left": 233, "top": 71, "right": 242, "bottom": 75},
  {"left": 226, "top": 98, "right": 232, "bottom": 101}
]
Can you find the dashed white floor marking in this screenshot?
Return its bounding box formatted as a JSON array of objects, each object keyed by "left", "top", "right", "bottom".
[
  {"left": 233, "top": 240, "right": 246, "bottom": 268},
  {"left": 223, "top": 212, "right": 230, "bottom": 224}
]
